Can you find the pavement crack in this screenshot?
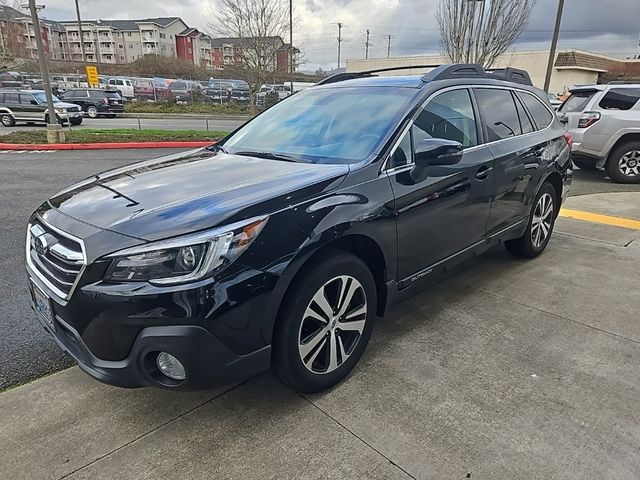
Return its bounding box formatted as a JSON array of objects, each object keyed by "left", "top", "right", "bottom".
[
  {"left": 298, "top": 393, "right": 418, "bottom": 480},
  {"left": 56, "top": 383, "right": 241, "bottom": 480},
  {"left": 456, "top": 281, "right": 640, "bottom": 346}
]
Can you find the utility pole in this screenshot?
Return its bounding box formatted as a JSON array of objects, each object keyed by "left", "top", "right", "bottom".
[
  {"left": 336, "top": 22, "right": 343, "bottom": 69},
  {"left": 365, "top": 29, "right": 371, "bottom": 59},
  {"left": 543, "top": 0, "right": 564, "bottom": 93},
  {"left": 385, "top": 34, "right": 393, "bottom": 58},
  {"left": 289, "top": 0, "right": 293, "bottom": 93},
  {"left": 25, "top": 0, "right": 61, "bottom": 141},
  {"left": 74, "top": 0, "right": 88, "bottom": 71}
]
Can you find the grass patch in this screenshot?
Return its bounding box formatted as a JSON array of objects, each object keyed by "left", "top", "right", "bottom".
[
  {"left": 124, "top": 102, "right": 251, "bottom": 115},
  {"left": 0, "top": 129, "right": 228, "bottom": 144}
]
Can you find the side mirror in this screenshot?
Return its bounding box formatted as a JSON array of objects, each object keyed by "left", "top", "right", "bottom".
[
  {"left": 30, "top": 100, "right": 38, "bottom": 105},
  {"left": 411, "top": 138, "right": 463, "bottom": 183}
]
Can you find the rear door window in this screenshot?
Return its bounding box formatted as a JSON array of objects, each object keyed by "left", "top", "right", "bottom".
[
  {"left": 474, "top": 88, "right": 522, "bottom": 141},
  {"left": 598, "top": 88, "right": 640, "bottom": 111},
  {"left": 413, "top": 88, "right": 478, "bottom": 148},
  {"left": 558, "top": 90, "right": 596, "bottom": 112},
  {"left": 518, "top": 92, "right": 554, "bottom": 130},
  {"left": 3, "top": 93, "right": 19, "bottom": 104}
]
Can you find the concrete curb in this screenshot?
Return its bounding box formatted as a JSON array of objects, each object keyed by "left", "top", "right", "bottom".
[{"left": 0, "top": 141, "right": 214, "bottom": 151}]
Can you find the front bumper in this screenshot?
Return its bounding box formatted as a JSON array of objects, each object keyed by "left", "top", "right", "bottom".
[{"left": 32, "top": 303, "right": 271, "bottom": 390}]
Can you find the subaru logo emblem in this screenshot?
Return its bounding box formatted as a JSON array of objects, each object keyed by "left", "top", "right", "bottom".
[{"left": 34, "top": 235, "right": 48, "bottom": 256}]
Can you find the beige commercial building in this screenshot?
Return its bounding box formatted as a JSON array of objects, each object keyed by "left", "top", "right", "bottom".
[{"left": 347, "top": 49, "right": 640, "bottom": 94}]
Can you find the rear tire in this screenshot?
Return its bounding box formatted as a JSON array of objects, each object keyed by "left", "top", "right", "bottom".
[
  {"left": 505, "top": 182, "right": 558, "bottom": 258},
  {"left": 606, "top": 142, "right": 640, "bottom": 184},
  {"left": 1, "top": 114, "right": 15, "bottom": 127},
  {"left": 86, "top": 106, "right": 99, "bottom": 118},
  {"left": 273, "top": 252, "right": 376, "bottom": 393},
  {"left": 572, "top": 156, "right": 598, "bottom": 171}
]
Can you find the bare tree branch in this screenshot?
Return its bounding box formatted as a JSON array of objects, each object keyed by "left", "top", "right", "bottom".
[
  {"left": 207, "top": 0, "right": 290, "bottom": 111},
  {"left": 437, "top": 0, "right": 535, "bottom": 68}
]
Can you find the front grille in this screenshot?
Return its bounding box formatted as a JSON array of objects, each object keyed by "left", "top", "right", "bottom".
[
  {"left": 27, "top": 220, "right": 85, "bottom": 300},
  {"left": 67, "top": 106, "right": 80, "bottom": 113}
]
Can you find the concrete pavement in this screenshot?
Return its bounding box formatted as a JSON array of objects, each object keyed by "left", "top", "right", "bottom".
[{"left": 1, "top": 191, "right": 639, "bottom": 479}]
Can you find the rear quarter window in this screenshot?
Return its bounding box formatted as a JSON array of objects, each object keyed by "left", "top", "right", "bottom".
[
  {"left": 598, "top": 88, "right": 640, "bottom": 111},
  {"left": 518, "top": 92, "right": 553, "bottom": 130},
  {"left": 559, "top": 91, "right": 596, "bottom": 113}
]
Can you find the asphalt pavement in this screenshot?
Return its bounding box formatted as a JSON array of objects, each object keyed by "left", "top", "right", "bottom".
[
  {"left": 0, "top": 153, "right": 639, "bottom": 390},
  {"left": 0, "top": 116, "right": 246, "bottom": 134}
]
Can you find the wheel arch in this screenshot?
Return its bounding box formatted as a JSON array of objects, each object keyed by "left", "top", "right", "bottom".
[
  {"left": 542, "top": 171, "right": 563, "bottom": 215},
  {"left": 605, "top": 133, "right": 640, "bottom": 165},
  {"left": 264, "top": 232, "right": 391, "bottom": 348}
]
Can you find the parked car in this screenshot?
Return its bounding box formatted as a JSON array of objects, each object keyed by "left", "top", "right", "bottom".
[
  {"left": 169, "top": 80, "right": 203, "bottom": 102},
  {"left": 53, "top": 75, "right": 88, "bottom": 92},
  {"left": 205, "top": 80, "right": 235, "bottom": 103},
  {"left": 0, "top": 89, "right": 83, "bottom": 126},
  {"left": 0, "top": 71, "right": 25, "bottom": 88},
  {"left": 107, "top": 77, "right": 134, "bottom": 100},
  {"left": 546, "top": 92, "right": 562, "bottom": 110},
  {"left": 59, "top": 88, "right": 124, "bottom": 118},
  {"left": 558, "top": 83, "right": 640, "bottom": 183},
  {"left": 256, "top": 83, "right": 291, "bottom": 106},
  {"left": 25, "top": 64, "right": 572, "bottom": 393}
]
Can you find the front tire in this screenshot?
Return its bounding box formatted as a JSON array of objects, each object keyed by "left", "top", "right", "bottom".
[
  {"left": 273, "top": 252, "right": 376, "bottom": 393},
  {"left": 505, "top": 182, "right": 558, "bottom": 258},
  {"left": 70, "top": 118, "right": 83, "bottom": 126},
  {"left": 606, "top": 142, "right": 640, "bottom": 184}
]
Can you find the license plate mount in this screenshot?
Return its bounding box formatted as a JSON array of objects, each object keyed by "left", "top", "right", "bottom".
[{"left": 31, "top": 282, "right": 55, "bottom": 330}]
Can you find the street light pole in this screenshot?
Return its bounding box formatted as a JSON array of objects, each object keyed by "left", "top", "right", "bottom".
[
  {"left": 74, "top": 0, "right": 88, "bottom": 72},
  {"left": 289, "top": 0, "right": 293, "bottom": 93},
  {"left": 26, "top": 1, "right": 57, "bottom": 132},
  {"left": 543, "top": 0, "right": 564, "bottom": 93}
]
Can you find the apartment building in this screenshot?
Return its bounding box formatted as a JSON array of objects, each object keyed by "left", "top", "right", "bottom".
[
  {"left": 61, "top": 17, "right": 188, "bottom": 64},
  {"left": 176, "top": 28, "right": 213, "bottom": 69},
  {"left": 211, "top": 36, "right": 299, "bottom": 72},
  {"left": 0, "top": 6, "right": 298, "bottom": 72}
]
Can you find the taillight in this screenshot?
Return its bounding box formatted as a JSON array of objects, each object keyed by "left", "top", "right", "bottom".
[
  {"left": 577, "top": 111, "right": 600, "bottom": 128},
  {"left": 563, "top": 132, "right": 573, "bottom": 148}
]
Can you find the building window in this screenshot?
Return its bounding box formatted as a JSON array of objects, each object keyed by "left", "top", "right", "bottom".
[
  {"left": 129, "top": 44, "right": 133, "bottom": 48},
  {"left": 120, "top": 55, "right": 125, "bottom": 61},
  {"left": 127, "top": 32, "right": 132, "bottom": 37},
  {"left": 118, "top": 44, "right": 123, "bottom": 49}
]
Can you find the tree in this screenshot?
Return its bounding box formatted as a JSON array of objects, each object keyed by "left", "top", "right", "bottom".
[
  {"left": 437, "top": 0, "right": 535, "bottom": 68},
  {"left": 208, "top": 0, "right": 289, "bottom": 112}
]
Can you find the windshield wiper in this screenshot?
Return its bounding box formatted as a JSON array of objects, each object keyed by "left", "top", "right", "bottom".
[{"left": 234, "top": 151, "right": 299, "bottom": 162}]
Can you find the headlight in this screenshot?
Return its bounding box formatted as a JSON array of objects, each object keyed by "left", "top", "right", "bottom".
[
  {"left": 55, "top": 108, "right": 67, "bottom": 113},
  {"left": 104, "top": 216, "right": 267, "bottom": 285}
]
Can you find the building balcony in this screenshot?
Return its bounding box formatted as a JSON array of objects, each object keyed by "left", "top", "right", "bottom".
[{"left": 100, "top": 46, "right": 114, "bottom": 54}]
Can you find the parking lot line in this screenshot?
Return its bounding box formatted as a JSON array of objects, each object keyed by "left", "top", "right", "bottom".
[{"left": 559, "top": 208, "right": 640, "bottom": 230}]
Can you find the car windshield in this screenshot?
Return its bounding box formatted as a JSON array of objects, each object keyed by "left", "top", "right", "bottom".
[
  {"left": 223, "top": 86, "right": 416, "bottom": 164},
  {"left": 33, "top": 92, "right": 61, "bottom": 103}
]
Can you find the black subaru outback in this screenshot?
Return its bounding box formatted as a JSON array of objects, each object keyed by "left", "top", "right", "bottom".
[{"left": 26, "top": 64, "right": 572, "bottom": 392}]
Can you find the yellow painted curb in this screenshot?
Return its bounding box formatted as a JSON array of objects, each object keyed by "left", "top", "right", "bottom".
[{"left": 559, "top": 208, "right": 640, "bottom": 230}]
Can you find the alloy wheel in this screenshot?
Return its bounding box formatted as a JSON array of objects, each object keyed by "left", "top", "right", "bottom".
[
  {"left": 618, "top": 150, "right": 640, "bottom": 177},
  {"left": 531, "top": 192, "right": 554, "bottom": 248},
  {"left": 87, "top": 107, "right": 98, "bottom": 118},
  {"left": 1, "top": 115, "right": 12, "bottom": 126},
  {"left": 298, "top": 275, "right": 367, "bottom": 375}
]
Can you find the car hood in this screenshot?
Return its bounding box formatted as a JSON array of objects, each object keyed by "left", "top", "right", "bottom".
[
  {"left": 55, "top": 101, "right": 81, "bottom": 109},
  {"left": 48, "top": 149, "right": 350, "bottom": 241}
]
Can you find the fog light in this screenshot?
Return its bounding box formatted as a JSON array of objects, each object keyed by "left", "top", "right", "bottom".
[{"left": 156, "top": 352, "right": 186, "bottom": 381}]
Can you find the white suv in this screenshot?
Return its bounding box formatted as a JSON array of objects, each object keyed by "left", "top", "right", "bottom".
[{"left": 558, "top": 83, "right": 640, "bottom": 183}]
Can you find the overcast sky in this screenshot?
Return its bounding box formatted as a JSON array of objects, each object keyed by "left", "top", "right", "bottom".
[{"left": 39, "top": 0, "right": 640, "bottom": 70}]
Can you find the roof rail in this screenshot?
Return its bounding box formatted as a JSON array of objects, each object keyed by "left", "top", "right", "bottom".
[
  {"left": 607, "top": 80, "right": 640, "bottom": 85},
  {"left": 316, "top": 64, "right": 442, "bottom": 85},
  {"left": 316, "top": 63, "right": 533, "bottom": 87},
  {"left": 485, "top": 67, "right": 533, "bottom": 86}
]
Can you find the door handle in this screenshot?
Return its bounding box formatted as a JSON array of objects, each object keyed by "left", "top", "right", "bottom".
[{"left": 475, "top": 165, "right": 492, "bottom": 180}]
